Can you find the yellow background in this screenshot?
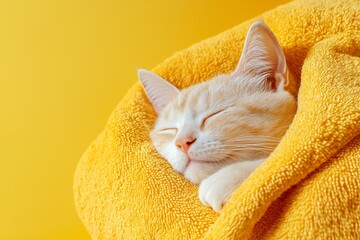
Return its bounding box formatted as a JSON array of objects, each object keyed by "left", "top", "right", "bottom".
[{"left": 0, "top": 0, "right": 289, "bottom": 239}]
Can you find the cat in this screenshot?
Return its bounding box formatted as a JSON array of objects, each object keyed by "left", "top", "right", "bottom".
[{"left": 138, "top": 21, "right": 297, "bottom": 212}]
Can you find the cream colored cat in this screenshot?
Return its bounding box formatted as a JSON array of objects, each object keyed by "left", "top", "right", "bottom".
[{"left": 138, "top": 21, "right": 297, "bottom": 212}]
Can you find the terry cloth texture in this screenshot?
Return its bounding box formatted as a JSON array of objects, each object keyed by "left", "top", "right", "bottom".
[{"left": 74, "top": 0, "right": 360, "bottom": 239}]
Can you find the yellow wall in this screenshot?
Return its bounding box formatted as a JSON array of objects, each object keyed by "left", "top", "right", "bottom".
[{"left": 0, "top": 0, "right": 289, "bottom": 239}]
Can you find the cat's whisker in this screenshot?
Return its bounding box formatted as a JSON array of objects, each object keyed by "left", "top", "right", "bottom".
[
  {"left": 223, "top": 144, "right": 279, "bottom": 148},
  {"left": 227, "top": 137, "right": 281, "bottom": 142},
  {"left": 215, "top": 150, "right": 260, "bottom": 159},
  {"left": 219, "top": 144, "right": 279, "bottom": 149},
  {"left": 224, "top": 140, "right": 281, "bottom": 144}
]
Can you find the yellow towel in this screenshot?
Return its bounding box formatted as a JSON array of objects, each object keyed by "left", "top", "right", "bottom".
[{"left": 74, "top": 0, "right": 360, "bottom": 239}]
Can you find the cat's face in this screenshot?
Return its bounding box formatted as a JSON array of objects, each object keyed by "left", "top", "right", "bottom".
[{"left": 139, "top": 21, "right": 297, "bottom": 184}]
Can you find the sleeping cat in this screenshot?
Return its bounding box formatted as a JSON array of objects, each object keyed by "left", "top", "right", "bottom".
[{"left": 138, "top": 21, "right": 297, "bottom": 212}]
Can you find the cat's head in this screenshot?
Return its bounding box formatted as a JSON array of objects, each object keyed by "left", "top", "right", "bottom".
[{"left": 138, "top": 21, "right": 297, "bottom": 184}]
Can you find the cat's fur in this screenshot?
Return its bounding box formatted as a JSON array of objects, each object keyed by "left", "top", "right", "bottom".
[{"left": 138, "top": 21, "right": 297, "bottom": 212}]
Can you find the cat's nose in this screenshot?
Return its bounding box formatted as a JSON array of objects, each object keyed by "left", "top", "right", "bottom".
[{"left": 175, "top": 136, "right": 196, "bottom": 153}]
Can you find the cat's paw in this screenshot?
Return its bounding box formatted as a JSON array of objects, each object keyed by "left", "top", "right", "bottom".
[
  {"left": 198, "top": 171, "right": 242, "bottom": 212},
  {"left": 198, "top": 159, "right": 265, "bottom": 212}
]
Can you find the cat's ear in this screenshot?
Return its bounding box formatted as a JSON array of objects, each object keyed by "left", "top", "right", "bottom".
[
  {"left": 231, "top": 21, "right": 287, "bottom": 90},
  {"left": 138, "top": 69, "right": 179, "bottom": 114}
]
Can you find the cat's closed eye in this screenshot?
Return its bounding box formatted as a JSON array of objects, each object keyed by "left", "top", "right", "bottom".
[
  {"left": 159, "top": 128, "right": 178, "bottom": 134},
  {"left": 200, "top": 108, "right": 228, "bottom": 129}
]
